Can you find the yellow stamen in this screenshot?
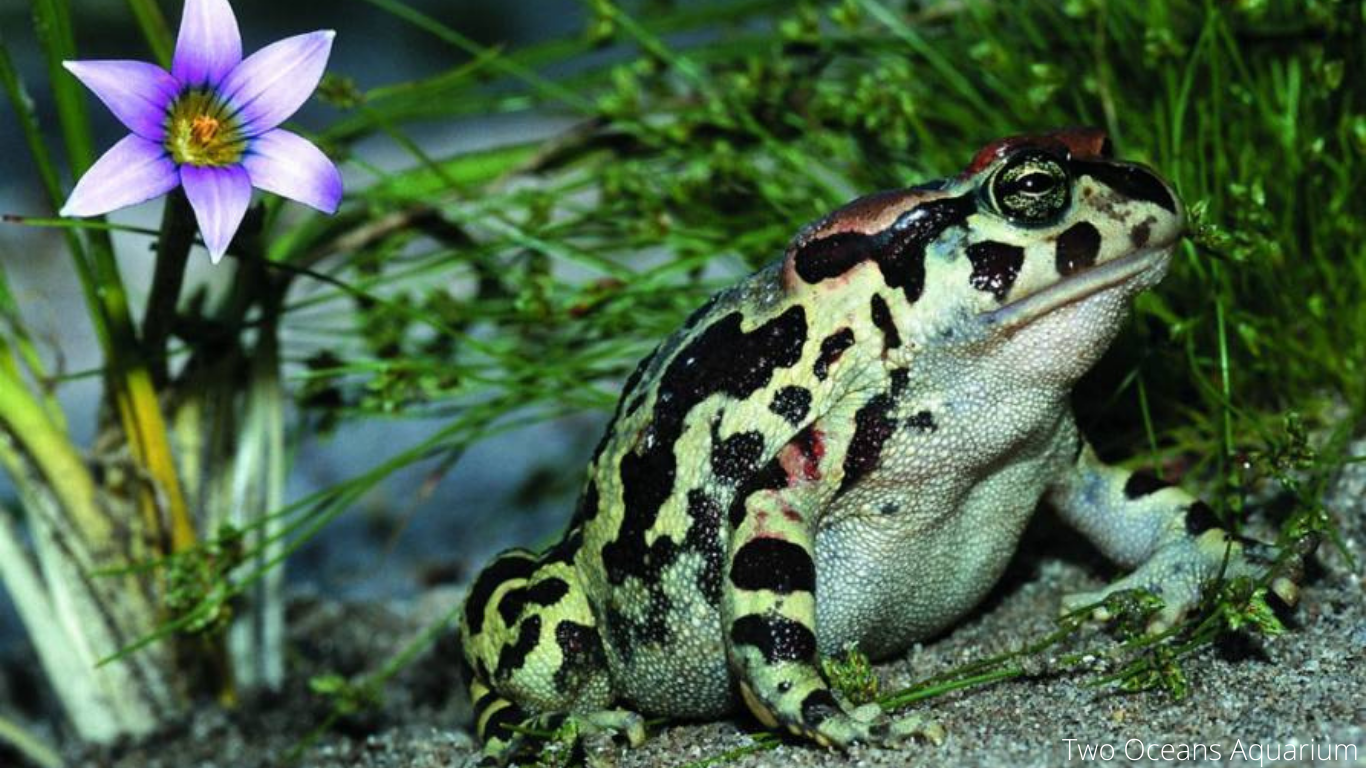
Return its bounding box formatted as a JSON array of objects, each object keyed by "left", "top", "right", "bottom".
[
  {"left": 165, "top": 89, "right": 245, "bottom": 167},
  {"left": 191, "top": 115, "right": 220, "bottom": 145}
]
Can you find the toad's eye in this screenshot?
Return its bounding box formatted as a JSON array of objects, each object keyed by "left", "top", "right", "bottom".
[{"left": 988, "top": 150, "right": 1070, "bottom": 226}]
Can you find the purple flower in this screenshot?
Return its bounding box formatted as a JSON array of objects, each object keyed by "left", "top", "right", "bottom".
[{"left": 59, "top": 0, "right": 342, "bottom": 263}]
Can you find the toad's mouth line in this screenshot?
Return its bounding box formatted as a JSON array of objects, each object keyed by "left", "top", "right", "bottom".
[{"left": 983, "top": 237, "right": 1181, "bottom": 330}]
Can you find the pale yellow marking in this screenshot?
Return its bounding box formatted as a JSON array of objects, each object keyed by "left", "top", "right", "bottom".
[{"left": 739, "top": 681, "right": 780, "bottom": 728}]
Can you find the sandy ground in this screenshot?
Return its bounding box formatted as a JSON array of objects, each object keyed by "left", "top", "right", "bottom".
[{"left": 20, "top": 440, "right": 1365, "bottom": 768}]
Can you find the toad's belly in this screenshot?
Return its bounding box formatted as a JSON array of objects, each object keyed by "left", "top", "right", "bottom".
[
  {"left": 596, "top": 473, "right": 1047, "bottom": 718},
  {"left": 813, "top": 453, "right": 1055, "bottom": 659},
  {"left": 601, "top": 420, "right": 1067, "bottom": 716}
]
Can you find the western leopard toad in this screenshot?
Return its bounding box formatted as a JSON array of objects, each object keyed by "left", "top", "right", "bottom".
[{"left": 458, "top": 128, "right": 1305, "bottom": 764}]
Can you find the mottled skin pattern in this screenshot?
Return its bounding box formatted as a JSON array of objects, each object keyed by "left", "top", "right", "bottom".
[{"left": 458, "top": 129, "right": 1300, "bottom": 765}]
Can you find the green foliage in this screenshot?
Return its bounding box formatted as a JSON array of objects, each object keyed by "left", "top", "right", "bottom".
[
  {"left": 533, "top": 718, "right": 582, "bottom": 768},
  {"left": 308, "top": 673, "right": 380, "bottom": 716},
  {"left": 1217, "top": 580, "right": 1286, "bottom": 638},
  {"left": 820, "top": 643, "right": 881, "bottom": 706},
  {"left": 1118, "top": 644, "right": 1190, "bottom": 700},
  {"left": 1100, "top": 588, "right": 1166, "bottom": 640},
  {"left": 164, "top": 524, "right": 245, "bottom": 636},
  {"left": 288, "top": 0, "right": 1364, "bottom": 491}
]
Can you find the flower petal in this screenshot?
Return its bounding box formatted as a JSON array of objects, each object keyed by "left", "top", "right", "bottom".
[
  {"left": 242, "top": 129, "right": 342, "bottom": 213},
  {"left": 220, "top": 31, "right": 335, "bottom": 136},
  {"left": 181, "top": 164, "right": 252, "bottom": 263},
  {"left": 171, "top": 0, "right": 242, "bottom": 87},
  {"left": 60, "top": 135, "right": 178, "bottom": 217},
  {"left": 63, "top": 60, "right": 179, "bottom": 141}
]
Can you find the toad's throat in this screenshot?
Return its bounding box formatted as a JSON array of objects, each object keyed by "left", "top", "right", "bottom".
[{"left": 983, "top": 238, "right": 1180, "bottom": 330}]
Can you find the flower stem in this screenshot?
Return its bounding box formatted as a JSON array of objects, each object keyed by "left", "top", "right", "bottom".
[
  {"left": 0, "top": 361, "right": 107, "bottom": 545},
  {"left": 33, "top": 0, "right": 196, "bottom": 556},
  {"left": 0, "top": 712, "right": 60, "bottom": 768},
  {"left": 144, "top": 189, "right": 196, "bottom": 386}
]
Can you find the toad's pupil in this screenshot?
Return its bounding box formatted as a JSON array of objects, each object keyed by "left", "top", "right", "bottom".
[{"left": 1020, "top": 173, "right": 1054, "bottom": 193}]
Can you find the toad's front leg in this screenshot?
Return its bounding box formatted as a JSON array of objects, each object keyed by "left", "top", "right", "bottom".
[
  {"left": 722, "top": 423, "right": 936, "bottom": 748},
  {"left": 1047, "top": 432, "right": 1311, "bottom": 632}
]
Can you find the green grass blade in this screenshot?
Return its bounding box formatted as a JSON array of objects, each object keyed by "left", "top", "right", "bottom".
[
  {"left": 31, "top": 0, "right": 96, "bottom": 172},
  {"left": 0, "top": 713, "right": 60, "bottom": 768},
  {"left": 0, "top": 31, "right": 106, "bottom": 369},
  {"left": 0, "top": 34, "right": 64, "bottom": 204},
  {"left": 357, "top": 0, "right": 594, "bottom": 113},
  {"left": 125, "top": 0, "right": 175, "bottom": 67}
]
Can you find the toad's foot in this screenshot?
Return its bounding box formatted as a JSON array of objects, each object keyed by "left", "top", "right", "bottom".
[
  {"left": 1062, "top": 531, "right": 1315, "bottom": 634},
  {"left": 470, "top": 708, "right": 645, "bottom": 768},
  {"left": 799, "top": 701, "right": 944, "bottom": 749}
]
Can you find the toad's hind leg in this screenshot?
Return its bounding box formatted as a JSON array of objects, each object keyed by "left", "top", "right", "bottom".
[{"left": 460, "top": 546, "right": 639, "bottom": 765}]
